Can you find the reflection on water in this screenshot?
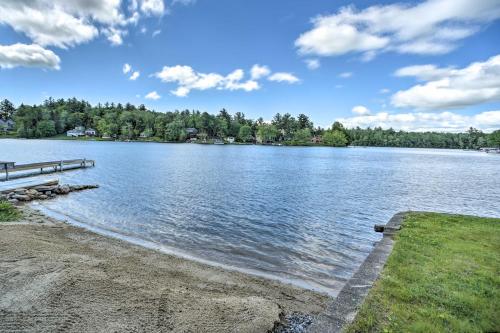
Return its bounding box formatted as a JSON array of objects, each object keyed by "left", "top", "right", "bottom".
[{"left": 2, "top": 139, "right": 499, "bottom": 295}]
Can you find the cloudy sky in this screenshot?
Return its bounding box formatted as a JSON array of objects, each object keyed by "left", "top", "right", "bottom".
[{"left": 1, "top": 0, "right": 499, "bottom": 132}]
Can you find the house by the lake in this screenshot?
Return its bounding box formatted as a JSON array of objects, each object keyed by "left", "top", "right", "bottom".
[
  {"left": 0, "top": 119, "right": 15, "bottom": 132},
  {"left": 85, "top": 128, "right": 96, "bottom": 136},
  {"left": 186, "top": 128, "right": 198, "bottom": 139},
  {"left": 311, "top": 135, "right": 323, "bottom": 144},
  {"left": 67, "top": 126, "right": 96, "bottom": 137},
  {"left": 67, "top": 126, "right": 85, "bottom": 137},
  {"left": 226, "top": 136, "right": 235, "bottom": 144}
]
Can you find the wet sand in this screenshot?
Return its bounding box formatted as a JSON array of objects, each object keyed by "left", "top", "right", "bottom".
[{"left": 0, "top": 207, "right": 329, "bottom": 332}]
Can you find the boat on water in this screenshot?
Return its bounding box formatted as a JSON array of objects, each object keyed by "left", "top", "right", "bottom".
[
  {"left": 479, "top": 147, "right": 500, "bottom": 154},
  {"left": 214, "top": 139, "right": 225, "bottom": 145}
]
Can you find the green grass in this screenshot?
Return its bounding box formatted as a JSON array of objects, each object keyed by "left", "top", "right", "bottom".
[
  {"left": 347, "top": 212, "right": 500, "bottom": 333},
  {"left": 0, "top": 201, "right": 21, "bottom": 222}
]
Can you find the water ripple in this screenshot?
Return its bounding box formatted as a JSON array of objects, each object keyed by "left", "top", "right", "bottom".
[{"left": 2, "top": 140, "right": 499, "bottom": 295}]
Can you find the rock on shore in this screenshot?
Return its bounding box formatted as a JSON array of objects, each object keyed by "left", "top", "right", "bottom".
[{"left": 0, "top": 184, "right": 99, "bottom": 204}]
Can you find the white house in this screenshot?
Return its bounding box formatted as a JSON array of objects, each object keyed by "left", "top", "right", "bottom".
[
  {"left": 67, "top": 126, "right": 85, "bottom": 137},
  {"left": 226, "top": 136, "right": 235, "bottom": 143},
  {"left": 85, "top": 128, "right": 96, "bottom": 136}
]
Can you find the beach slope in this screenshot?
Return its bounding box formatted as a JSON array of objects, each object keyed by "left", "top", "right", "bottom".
[{"left": 0, "top": 209, "right": 328, "bottom": 333}]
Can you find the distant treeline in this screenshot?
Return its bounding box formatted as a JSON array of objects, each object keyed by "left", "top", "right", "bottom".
[{"left": 1, "top": 98, "right": 499, "bottom": 149}]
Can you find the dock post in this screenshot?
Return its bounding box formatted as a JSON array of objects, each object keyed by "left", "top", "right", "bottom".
[
  {"left": 60, "top": 161, "right": 63, "bottom": 172},
  {"left": 40, "top": 167, "right": 43, "bottom": 174},
  {"left": 5, "top": 169, "right": 8, "bottom": 181},
  {"left": 83, "top": 158, "right": 86, "bottom": 168}
]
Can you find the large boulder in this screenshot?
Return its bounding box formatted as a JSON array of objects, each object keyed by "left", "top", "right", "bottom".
[
  {"left": 26, "top": 189, "right": 39, "bottom": 196},
  {"left": 58, "top": 185, "right": 71, "bottom": 194},
  {"left": 34, "top": 185, "right": 57, "bottom": 192},
  {"left": 13, "top": 194, "right": 31, "bottom": 201}
]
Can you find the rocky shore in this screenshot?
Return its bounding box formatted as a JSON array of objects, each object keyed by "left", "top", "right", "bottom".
[{"left": 1, "top": 184, "right": 99, "bottom": 205}]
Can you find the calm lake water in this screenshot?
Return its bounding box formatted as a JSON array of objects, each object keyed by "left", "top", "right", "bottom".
[{"left": 1, "top": 139, "right": 499, "bottom": 294}]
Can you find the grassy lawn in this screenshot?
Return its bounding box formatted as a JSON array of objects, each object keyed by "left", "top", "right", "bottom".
[
  {"left": 0, "top": 201, "right": 21, "bottom": 222},
  {"left": 347, "top": 212, "right": 500, "bottom": 333}
]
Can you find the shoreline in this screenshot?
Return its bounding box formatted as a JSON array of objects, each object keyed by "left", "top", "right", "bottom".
[
  {"left": 35, "top": 203, "right": 339, "bottom": 296},
  {"left": 2, "top": 137, "right": 493, "bottom": 152},
  {"left": 0, "top": 206, "right": 330, "bottom": 332}
]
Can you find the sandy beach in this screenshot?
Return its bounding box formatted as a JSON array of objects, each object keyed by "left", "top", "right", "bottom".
[{"left": 0, "top": 207, "right": 329, "bottom": 332}]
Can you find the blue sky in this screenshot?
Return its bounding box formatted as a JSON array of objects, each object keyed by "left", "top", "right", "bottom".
[{"left": 1, "top": 0, "right": 500, "bottom": 131}]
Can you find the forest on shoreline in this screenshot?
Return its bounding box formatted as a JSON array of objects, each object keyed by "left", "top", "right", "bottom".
[{"left": 1, "top": 98, "right": 499, "bottom": 149}]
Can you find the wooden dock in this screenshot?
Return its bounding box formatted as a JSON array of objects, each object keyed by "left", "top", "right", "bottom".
[{"left": 1, "top": 159, "right": 95, "bottom": 181}]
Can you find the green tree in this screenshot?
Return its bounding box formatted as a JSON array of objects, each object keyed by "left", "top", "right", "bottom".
[
  {"left": 36, "top": 120, "right": 56, "bottom": 137},
  {"left": 97, "top": 118, "right": 109, "bottom": 136},
  {"left": 297, "top": 114, "right": 312, "bottom": 129},
  {"left": 0, "top": 99, "right": 15, "bottom": 120},
  {"left": 293, "top": 128, "right": 312, "bottom": 144},
  {"left": 257, "top": 124, "right": 278, "bottom": 143},
  {"left": 164, "top": 120, "right": 186, "bottom": 142},
  {"left": 238, "top": 125, "right": 253, "bottom": 142},
  {"left": 488, "top": 130, "right": 500, "bottom": 147},
  {"left": 323, "top": 130, "right": 348, "bottom": 147}
]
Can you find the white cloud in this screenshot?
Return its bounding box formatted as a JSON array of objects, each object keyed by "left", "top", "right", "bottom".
[
  {"left": 305, "top": 58, "right": 320, "bottom": 70},
  {"left": 129, "top": 71, "right": 140, "bottom": 80},
  {"left": 154, "top": 65, "right": 257, "bottom": 96},
  {"left": 104, "top": 27, "right": 127, "bottom": 46},
  {"left": 392, "top": 54, "right": 500, "bottom": 109},
  {"left": 250, "top": 64, "right": 270, "bottom": 80},
  {"left": 338, "top": 72, "right": 352, "bottom": 78},
  {"left": 226, "top": 79, "right": 260, "bottom": 92},
  {"left": 154, "top": 64, "right": 294, "bottom": 96},
  {"left": 0, "top": 0, "right": 157, "bottom": 51},
  {"left": 295, "top": 0, "right": 500, "bottom": 60},
  {"left": 172, "top": 87, "right": 190, "bottom": 97},
  {"left": 140, "top": 0, "right": 165, "bottom": 16},
  {"left": 152, "top": 29, "right": 161, "bottom": 37},
  {"left": 379, "top": 88, "right": 390, "bottom": 94},
  {"left": 337, "top": 110, "right": 500, "bottom": 133},
  {"left": 394, "top": 64, "right": 455, "bottom": 81},
  {"left": 352, "top": 105, "right": 371, "bottom": 115},
  {"left": 123, "top": 63, "right": 131, "bottom": 74},
  {"left": 0, "top": 2, "right": 98, "bottom": 48},
  {"left": 0, "top": 43, "right": 60, "bottom": 70},
  {"left": 268, "top": 72, "right": 300, "bottom": 84},
  {"left": 145, "top": 91, "right": 161, "bottom": 100}
]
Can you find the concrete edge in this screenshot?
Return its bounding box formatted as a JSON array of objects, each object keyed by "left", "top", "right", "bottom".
[{"left": 308, "top": 211, "right": 409, "bottom": 333}]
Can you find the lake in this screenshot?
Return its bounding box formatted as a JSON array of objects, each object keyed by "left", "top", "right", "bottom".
[{"left": 1, "top": 139, "right": 499, "bottom": 295}]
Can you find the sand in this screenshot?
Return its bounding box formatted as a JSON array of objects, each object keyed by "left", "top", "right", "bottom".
[{"left": 0, "top": 207, "right": 329, "bottom": 332}]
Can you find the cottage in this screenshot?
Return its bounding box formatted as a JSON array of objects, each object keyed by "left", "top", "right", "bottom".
[
  {"left": 226, "top": 136, "right": 235, "bottom": 144},
  {"left": 85, "top": 128, "right": 96, "bottom": 136},
  {"left": 67, "top": 127, "right": 85, "bottom": 137},
  {"left": 311, "top": 135, "right": 323, "bottom": 144},
  {"left": 185, "top": 128, "right": 198, "bottom": 138},
  {"left": 0, "top": 119, "right": 15, "bottom": 132}
]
